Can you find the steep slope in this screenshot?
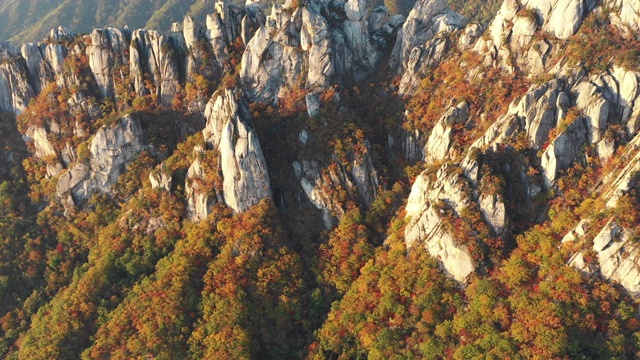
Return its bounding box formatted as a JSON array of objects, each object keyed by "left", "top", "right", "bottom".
[{"left": 0, "top": 0, "right": 639, "bottom": 358}]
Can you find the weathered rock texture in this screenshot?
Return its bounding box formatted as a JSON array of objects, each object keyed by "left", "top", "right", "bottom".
[
  {"left": 240, "top": 0, "right": 403, "bottom": 102},
  {"left": 56, "top": 114, "right": 144, "bottom": 209},
  {"left": 564, "top": 131, "right": 640, "bottom": 297},
  {"left": 185, "top": 89, "right": 271, "bottom": 220},
  {"left": 404, "top": 166, "right": 475, "bottom": 282},
  {"left": 395, "top": 0, "right": 640, "bottom": 289},
  {"left": 424, "top": 101, "right": 469, "bottom": 163},
  {"left": 293, "top": 143, "right": 379, "bottom": 229},
  {"left": 391, "top": 0, "right": 466, "bottom": 94}
]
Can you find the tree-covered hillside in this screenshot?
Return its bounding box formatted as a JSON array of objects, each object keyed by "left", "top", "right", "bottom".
[{"left": 0, "top": 0, "right": 639, "bottom": 358}]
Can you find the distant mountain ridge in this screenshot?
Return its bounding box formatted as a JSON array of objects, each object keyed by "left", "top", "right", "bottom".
[{"left": 0, "top": 0, "right": 216, "bottom": 44}]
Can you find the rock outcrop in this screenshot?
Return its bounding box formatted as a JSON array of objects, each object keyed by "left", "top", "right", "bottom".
[
  {"left": 21, "top": 43, "right": 53, "bottom": 94},
  {"left": 149, "top": 162, "right": 172, "bottom": 191},
  {"left": 392, "top": 0, "right": 640, "bottom": 286},
  {"left": 185, "top": 89, "right": 271, "bottom": 220},
  {"left": 0, "top": 46, "right": 34, "bottom": 114},
  {"left": 185, "top": 147, "right": 223, "bottom": 221},
  {"left": 608, "top": 0, "right": 640, "bottom": 34},
  {"left": 293, "top": 143, "right": 379, "bottom": 229},
  {"left": 128, "top": 29, "right": 182, "bottom": 105},
  {"left": 56, "top": 114, "right": 144, "bottom": 209},
  {"left": 0, "top": 7, "right": 241, "bottom": 115},
  {"left": 88, "top": 29, "right": 116, "bottom": 98},
  {"left": 472, "top": 0, "right": 600, "bottom": 74},
  {"left": 404, "top": 166, "right": 475, "bottom": 282},
  {"left": 424, "top": 101, "right": 469, "bottom": 163},
  {"left": 458, "top": 64, "right": 640, "bottom": 188},
  {"left": 390, "top": 0, "right": 466, "bottom": 94},
  {"left": 562, "top": 131, "right": 640, "bottom": 296},
  {"left": 240, "top": 0, "right": 403, "bottom": 102}
]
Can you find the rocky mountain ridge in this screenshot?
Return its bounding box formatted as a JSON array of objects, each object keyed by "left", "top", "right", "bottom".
[
  {"left": 1, "top": 0, "right": 640, "bottom": 357},
  {"left": 397, "top": 0, "right": 640, "bottom": 291},
  {"left": 0, "top": 0, "right": 405, "bottom": 224},
  {"left": 2, "top": 0, "right": 640, "bottom": 294}
]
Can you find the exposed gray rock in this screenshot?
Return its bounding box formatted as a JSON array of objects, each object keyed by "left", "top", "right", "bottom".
[
  {"left": 299, "top": 129, "right": 310, "bottom": 145},
  {"left": 593, "top": 222, "right": 640, "bottom": 296},
  {"left": 185, "top": 151, "right": 222, "bottom": 221},
  {"left": 392, "top": 0, "right": 465, "bottom": 94},
  {"left": 25, "top": 126, "right": 56, "bottom": 159},
  {"left": 391, "top": 0, "right": 465, "bottom": 74},
  {"left": 596, "top": 137, "right": 616, "bottom": 162},
  {"left": 149, "top": 162, "right": 172, "bottom": 192},
  {"left": 0, "top": 57, "right": 34, "bottom": 114},
  {"left": 215, "top": 0, "right": 245, "bottom": 43},
  {"left": 56, "top": 162, "right": 90, "bottom": 207},
  {"left": 67, "top": 92, "right": 103, "bottom": 124},
  {"left": 458, "top": 23, "right": 485, "bottom": 51},
  {"left": 370, "top": 6, "right": 390, "bottom": 31},
  {"left": 400, "top": 127, "right": 426, "bottom": 163},
  {"left": 523, "top": 82, "right": 564, "bottom": 146},
  {"left": 49, "top": 26, "right": 76, "bottom": 42},
  {"left": 301, "top": 7, "right": 331, "bottom": 89},
  {"left": 129, "top": 29, "right": 181, "bottom": 104},
  {"left": 44, "top": 43, "right": 71, "bottom": 88},
  {"left": 404, "top": 167, "right": 474, "bottom": 282},
  {"left": 60, "top": 142, "right": 77, "bottom": 167},
  {"left": 106, "top": 28, "right": 131, "bottom": 66},
  {"left": 55, "top": 114, "right": 144, "bottom": 209},
  {"left": 350, "top": 144, "right": 379, "bottom": 208},
  {"left": 574, "top": 81, "right": 610, "bottom": 143},
  {"left": 206, "top": 13, "right": 230, "bottom": 70},
  {"left": 183, "top": 16, "right": 199, "bottom": 49},
  {"left": 305, "top": 92, "right": 320, "bottom": 118},
  {"left": 539, "top": 0, "right": 584, "bottom": 40},
  {"left": 597, "top": 66, "right": 640, "bottom": 136},
  {"left": 241, "top": 0, "right": 398, "bottom": 102},
  {"left": 601, "top": 131, "right": 640, "bottom": 208},
  {"left": 399, "top": 34, "right": 452, "bottom": 94},
  {"left": 424, "top": 101, "right": 469, "bottom": 162},
  {"left": 479, "top": 193, "right": 507, "bottom": 234},
  {"left": 293, "top": 159, "right": 340, "bottom": 228},
  {"left": 200, "top": 89, "right": 271, "bottom": 214},
  {"left": 89, "top": 115, "right": 144, "bottom": 193},
  {"left": 510, "top": 14, "right": 537, "bottom": 51},
  {"left": 293, "top": 141, "right": 379, "bottom": 228},
  {"left": 242, "top": 3, "right": 267, "bottom": 45},
  {"left": 88, "top": 29, "right": 114, "bottom": 98},
  {"left": 562, "top": 218, "right": 589, "bottom": 243},
  {"left": 540, "top": 114, "right": 588, "bottom": 185},
  {"left": 607, "top": 0, "right": 640, "bottom": 34},
  {"left": 474, "top": 0, "right": 590, "bottom": 73},
  {"left": 570, "top": 219, "right": 640, "bottom": 296},
  {"left": 21, "top": 43, "right": 52, "bottom": 94}
]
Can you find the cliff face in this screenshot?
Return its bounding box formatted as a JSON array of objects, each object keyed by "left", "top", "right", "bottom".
[
  {"left": 3, "top": 0, "right": 640, "bottom": 299},
  {"left": 200, "top": 89, "right": 271, "bottom": 216},
  {"left": 2, "top": 0, "right": 392, "bottom": 220},
  {"left": 393, "top": 0, "right": 640, "bottom": 293},
  {"left": 5, "top": 0, "right": 640, "bottom": 358},
  {"left": 240, "top": 0, "right": 403, "bottom": 102},
  {"left": 391, "top": 0, "right": 467, "bottom": 94},
  {"left": 56, "top": 114, "right": 144, "bottom": 209}
]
